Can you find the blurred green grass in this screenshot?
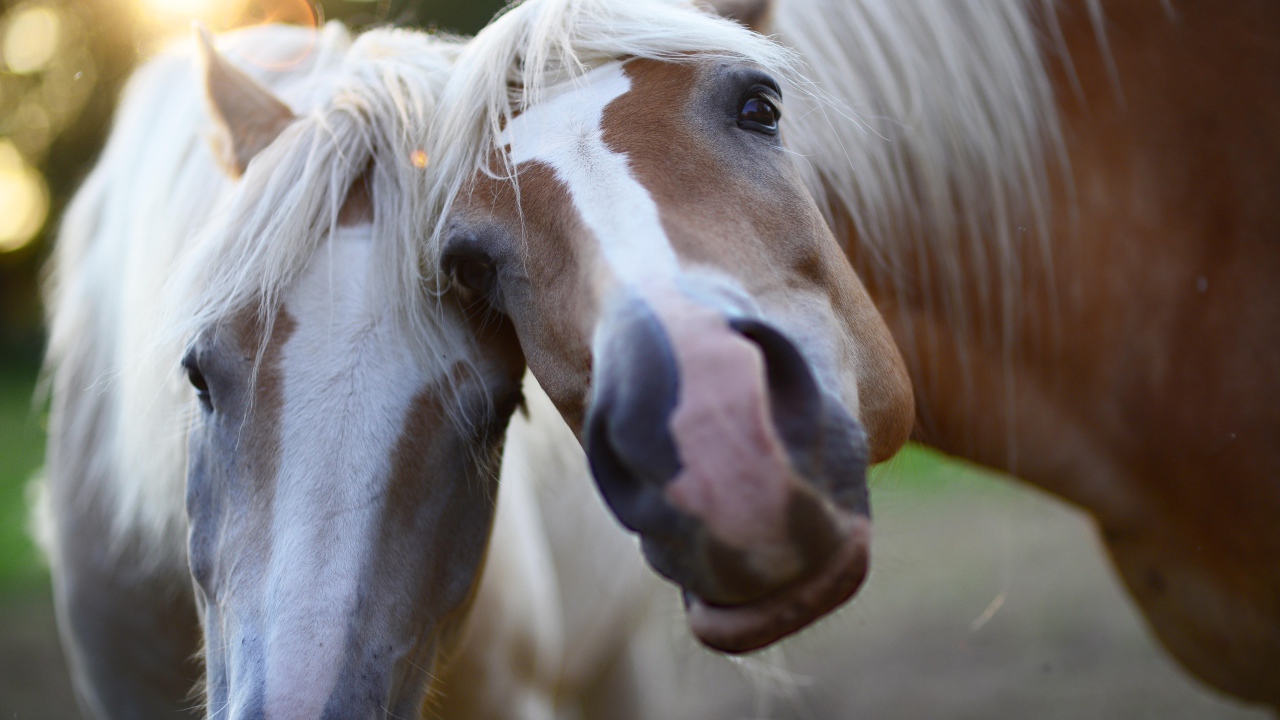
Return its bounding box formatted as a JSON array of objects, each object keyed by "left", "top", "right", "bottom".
[{"left": 0, "top": 361, "right": 46, "bottom": 595}]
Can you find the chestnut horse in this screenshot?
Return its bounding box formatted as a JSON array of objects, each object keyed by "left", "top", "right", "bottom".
[
  {"left": 34, "top": 24, "right": 550, "bottom": 719},
  {"left": 428, "top": 0, "right": 913, "bottom": 658},
  {"left": 430, "top": 0, "right": 1280, "bottom": 708}
]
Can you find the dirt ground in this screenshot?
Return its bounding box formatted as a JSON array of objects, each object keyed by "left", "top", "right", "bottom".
[
  {"left": 0, "top": 461, "right": 1272, "bottom": 720},
  {"left": 640, "top": 464, "right": 1276, "bottom": 720}
]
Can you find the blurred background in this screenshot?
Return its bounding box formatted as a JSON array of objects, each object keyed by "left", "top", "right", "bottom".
[{"left": 0, "top": 1, "right": 1271, "bottom": 718}]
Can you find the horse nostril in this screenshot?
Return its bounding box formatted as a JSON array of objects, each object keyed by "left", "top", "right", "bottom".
[
  {"left": 585, "top": 402, "right": 651, "bottom": 528},
  {"left": 585, "top": 300, "right": 684, "bottom": 535},
  {"left": 732, "top": 317, "right": 871, "bottom": 516},
  {"left": 728, "top": 317, "right": 824, "bottom": 461}
]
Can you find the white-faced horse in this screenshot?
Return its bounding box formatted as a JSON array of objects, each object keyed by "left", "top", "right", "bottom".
[
  {"left": 428, "top": 0, "right": 1280, "bottom": 708},
  {"left": 36, "top": 23, "right": 545, "bottom": 719}
]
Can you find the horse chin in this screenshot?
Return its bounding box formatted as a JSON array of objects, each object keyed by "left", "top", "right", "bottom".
[{"left": 683, "top": 514, "right": 870, "bottom": 654}]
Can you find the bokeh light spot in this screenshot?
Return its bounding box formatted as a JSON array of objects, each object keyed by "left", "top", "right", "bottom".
[
  {"left": 411, "top": 150, "right": 428, "bottom": 169},
  {"left": 0, "top": 140, "right": 49, "bottom": 253},
  {"left": 141, "top": 0, "right": 216, "bottom": 19},
  {"left": 3, "top": 5, "right": 61, "bottom": 74}
]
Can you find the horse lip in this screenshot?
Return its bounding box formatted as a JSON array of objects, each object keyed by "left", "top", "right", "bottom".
[{"left": 684, "top": 515, "right": 870, "bottom": 654}]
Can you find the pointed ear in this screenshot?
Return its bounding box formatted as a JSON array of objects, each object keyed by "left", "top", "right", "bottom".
[
  {"left": 194, "top": 24, "right": 296, "bottom": 178},
  {"left": 698, "top": 0, "right": 775, "bottom": 33}
]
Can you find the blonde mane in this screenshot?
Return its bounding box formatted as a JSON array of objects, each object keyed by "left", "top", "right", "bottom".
[
  {"left": 42, "top": 22, "right": 467, "bottom": 564},
  {"left": 775, "top": 0, "right": 1080, "bottom": 340},
  {"left": 772, "top": 0, "right": 1102, "bottom": 459}
]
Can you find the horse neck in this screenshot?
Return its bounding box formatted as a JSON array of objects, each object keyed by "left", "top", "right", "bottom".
[{"left": 783, "top": 0, "right": 1280, "bottom": 514}]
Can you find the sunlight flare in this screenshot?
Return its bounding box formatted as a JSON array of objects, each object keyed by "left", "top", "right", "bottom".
[
  {"left": 2, "top": 4, "right": 61, "bottom": 74},
  {"left": 0, "top": 140, "right": 49, "bottom": 253}
]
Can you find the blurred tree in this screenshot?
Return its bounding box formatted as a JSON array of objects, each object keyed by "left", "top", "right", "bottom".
[{"left": 0, "top": 0, "right": 504, "bottom": 364}]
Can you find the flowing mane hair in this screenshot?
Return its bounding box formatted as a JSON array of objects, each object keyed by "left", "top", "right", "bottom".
[
  {"left": 781, "top": 0, "right": 1100, "bottom": 345},
  {"left": 423, "top": 0, "right": 803, "bottom": 256},
  {"left": 769, "top": 0, "right": 1104, "bottom": 457},
  {"left": 40, "top": 22, "right": 468, "bottom": 563}
]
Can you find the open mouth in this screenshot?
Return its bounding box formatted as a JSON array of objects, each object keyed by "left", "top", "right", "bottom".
[{"left": 684, "top": 515, "right": 870, "bottom": 654}]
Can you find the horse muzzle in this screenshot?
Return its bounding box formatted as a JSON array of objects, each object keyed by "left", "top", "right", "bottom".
[{"left": 585, "top": 295, "right": 872, "bottom": 653}]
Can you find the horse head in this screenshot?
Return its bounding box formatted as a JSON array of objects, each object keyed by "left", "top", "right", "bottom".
[
  {"left": 430, "top": 0, "right": 913, "bottom": 653},
  {"left": 177, "top": 30, "right": 523, "bottom": 717}
]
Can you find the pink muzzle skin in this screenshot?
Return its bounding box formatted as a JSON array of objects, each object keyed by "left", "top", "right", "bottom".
[
  {"left": 660, "top": 304, "right": 805, "bottom": 583},
  {"left": 653, "top": 301, "right": 873, "bottom": 651},
  {"left": 584, "top": 291, "right": 873, "bottom": 653}
]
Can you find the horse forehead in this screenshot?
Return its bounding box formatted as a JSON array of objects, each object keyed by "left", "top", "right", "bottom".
[
  {"left": 503, "top": 61, "right": 689, "bottom": 291},
  {"left": 279, "top": 245, "right": 426, "bottom": 423},
  {"left": 502, "top": 62, "right": 634, "bottom": 165},
  {"left": 278, "top": 226, "right": 453, "bottom": 375},
  {"left": 285, "top": 227, "right": 379, "bottom": 328}
]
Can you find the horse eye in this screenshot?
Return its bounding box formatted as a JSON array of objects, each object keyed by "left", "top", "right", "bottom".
[
  {"left": 182, "top": 352, "right": 213, "bottom": 411},
  {"left": 738, "top": 94, "right": 781, "bottom": 134},
  {"left": 451, "top": 257, "right": 497, "bottom": 299}
]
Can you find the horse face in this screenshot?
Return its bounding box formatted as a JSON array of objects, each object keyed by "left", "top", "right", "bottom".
[
  {"left": 442, "top": 57, "right": 913, "bottom": 652},
  {"left": 183, "top": 225, "right": 524, "bottom": 719}
]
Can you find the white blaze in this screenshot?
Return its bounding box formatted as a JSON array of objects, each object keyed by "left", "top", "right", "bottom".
[
  {"left": 263, "top": 227, "right": 432, "bottom": 717},
  {"left": 502, "top": 62, "right": 679, "bottom": 290}
]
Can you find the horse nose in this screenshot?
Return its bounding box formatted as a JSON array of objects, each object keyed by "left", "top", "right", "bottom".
[
  {"left": 585, "top": 298, "right": 690, "bottom": 538},
  {"left": 585, "top": 297, "right": 851, "bottom": 596},
  {"left": 728, "top": 316, "right": 824, "bottom": 461},
  {"left": 585, "top": 295, "right": 874, "bottom": 652},
  {"left": 586, "top": 307, "right": 829, "bottom": 529}
]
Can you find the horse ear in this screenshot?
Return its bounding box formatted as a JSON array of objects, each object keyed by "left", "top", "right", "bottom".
[
  {"left": 194, "top": 24, "right": 295, "bottom": 178},
  {"left": 698, "top": 0, "right": 775, "bottom": 33}
]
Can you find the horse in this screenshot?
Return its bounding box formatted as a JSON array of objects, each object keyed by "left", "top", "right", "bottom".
[
  {"left": 32, "top": 22, "right": 556, "bottom": 719},
  {"left": 426, "top": 0, "right": 1280, "bottom": 708},
  {"left": 425, "top": 0, "right": 915, "bottom": 660}
]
